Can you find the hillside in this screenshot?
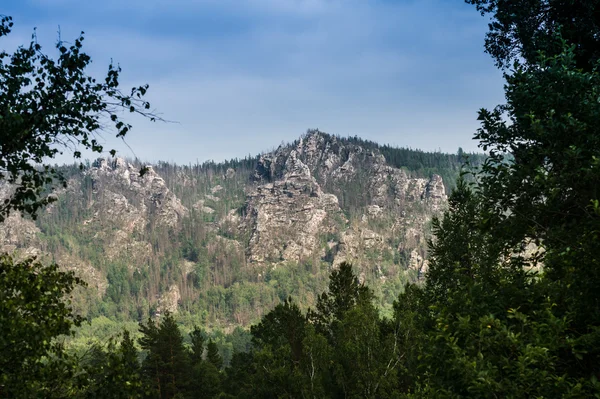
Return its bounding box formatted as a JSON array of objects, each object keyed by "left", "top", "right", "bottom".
[{"left": 0, "top": 130, "right": 482, "bottom": 328}]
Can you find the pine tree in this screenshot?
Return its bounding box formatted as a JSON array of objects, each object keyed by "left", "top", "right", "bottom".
[
  {"left": 139, "top": 313, "right": 190, "bottom": 399},
  {"left": 206, "top": 340, "right": 223, "bottom": 371},
  {"left": 189, "top": 326, "right": 205, "bottom": 366},
  {"left": 120, "top": 330, "right": 140, "bottom": 373},
  {"left": 251, "top": 298, "right": 306, "bottom": 363},
  {"left": 308, "top": 262, "right": 372, "bottom": 341}
]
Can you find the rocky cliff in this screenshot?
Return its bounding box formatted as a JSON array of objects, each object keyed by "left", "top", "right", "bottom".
[{"left": 241, "top": 131, "right": 446, "bottom": 278}]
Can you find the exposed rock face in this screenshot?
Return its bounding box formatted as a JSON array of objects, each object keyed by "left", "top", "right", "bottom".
[
  {"left": 84, "top": 158, "right": 188, "bottom": 263},
  {"left": 225, "top": 168, "right": 236, "bottom": 179},
  {"left": 56, "top": 252, "right": 109, "bottom": 297},
  {"left": 332, "top": 227, "right": 386, "bottom": 268},
  {"left": 425, "top": 174, "right": 446, "bottom": 210},
  {"left": 0, "top": 210, "right": 108, "bottom": 297},
  {"left": 193, "top": 199, "right": 215, "bottom": 214},
  {"left": 0, "top": 157, "right": 189, "bottom": 299},
  {"left": 0, "top": 213, "right": 41, "bottom": 256},
  {"left": 89, "top": 158, "right": 187, "bottom": 231},
  {"left": 158, "top": 285, "right": 181, "bottom": 314},
  {"left": 240, "top": 130, "right": 447, "bottom": 274},
  {"left": 243, "top": 149, "right": 345, "bottom": 264},
  {"left": 408, "top": 249, "right": 429, "bottom": 277},
  {"left": 251, "top": 131, "right": 446, "bottom": 206}
]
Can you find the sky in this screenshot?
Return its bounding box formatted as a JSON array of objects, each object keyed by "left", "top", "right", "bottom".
[{"left": 3, "top": 0, "right": 504, "bottom": 164}]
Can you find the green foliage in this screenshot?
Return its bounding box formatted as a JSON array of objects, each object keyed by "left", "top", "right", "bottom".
[
  {"left": 224, "top": 263, "right": 401, "bottom": 398},
  {"left": 308, "top": 262, "right": 373, "bottom": 339},
  {"left": 139, "top": 312, "right": 190, "bottom": 399},
  {"left": 8, "top": 1, "right": 600, "bottom": 395},
  {"left": 206, "top": 340, "right": 223, "bottom": 370},
  {"left": 22, "top": 125, "right": 472, "bottom": 330},
  {"left": 189, "top": 360, "right": 221, "bottom": 399},
  {"left": 189, "top": 326, "right": 205, "bottom": 364},
  {"left": 78, "top": 331, "right": 143, "bottom": 398},
  {"left": 466, "top": 0, "right": 600, "bottom": 70},
  {"left": 251, "top": 298, "right": 306, "bottom": 363},
  {"left": 390, "top": 41, "right": 600, "bottom": 398},
  {"left": 0, "top": 15, "right": 157, "bottom": 222},
  {"left": 0, "top": 254, "right": 84, "bottom": 396}
]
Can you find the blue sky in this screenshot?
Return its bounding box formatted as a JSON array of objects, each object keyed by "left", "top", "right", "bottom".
[{"left": 4, "top": 0, "right": 503, "bottom": 164}]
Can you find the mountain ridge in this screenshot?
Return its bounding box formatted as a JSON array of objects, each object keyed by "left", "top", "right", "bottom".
[{"left": 0, "top": 130, "right": 481, "bottom": 327}]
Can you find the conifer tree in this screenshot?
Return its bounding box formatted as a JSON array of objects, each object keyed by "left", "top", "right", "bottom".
[
  {"left": 120, "top": 330, "right": 140, "bottom": 373},
  {"left": 189, "top": 326, "right": 205, "bottom": 366},
  {"left": 188, "top": 331, "right": 222, "bottom": 399},
  {"left": 308, "top": 262, "right": 372, "bottom": 341},
  {"left": 206, "top": 340, "right": 223, "bottom": 371},
  {"left": 139, "top": 313, "right": 190, "bottom": 399}
]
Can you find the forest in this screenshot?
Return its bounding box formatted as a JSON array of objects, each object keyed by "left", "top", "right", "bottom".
[
  {"left": 17, "top": 126, "right": 474, "bottom": 344},
  {"left": 2, "top": 0, "right": 600, "bottom": 397}
]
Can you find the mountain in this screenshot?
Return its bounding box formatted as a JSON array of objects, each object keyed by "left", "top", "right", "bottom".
[{"left": 0, "top": 130, "right": 482, "bottom": 328}]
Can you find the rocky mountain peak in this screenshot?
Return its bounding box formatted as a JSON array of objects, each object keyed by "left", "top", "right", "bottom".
[{"left": 240, "top": 131, "right": 448, "bottom": 271}]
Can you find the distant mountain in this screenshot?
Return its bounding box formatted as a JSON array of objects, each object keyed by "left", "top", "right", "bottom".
[{"left": 0, "top": 130, "right": 484, "bottom": 327}]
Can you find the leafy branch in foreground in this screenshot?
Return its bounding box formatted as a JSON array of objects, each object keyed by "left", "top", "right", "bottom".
[
  {"left": 0, "top": 14, "right": 161, "bottom": 222},
  {"left": 0, "top": 254, "right": 84, "bottom": 397}
]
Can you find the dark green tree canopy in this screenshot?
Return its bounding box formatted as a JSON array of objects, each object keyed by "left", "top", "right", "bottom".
[
  {"left": 0, "top": 14, "right": 158, "bottom": 222},
  {"left": 466, "top": 0, "right": 600, "bottom": 70},
  {"left": 398, "top": 41, "right": 600, "bottom": 397},
  {"left": 139, "top": 312, "right": 190, "bottom": 399},
  {"left": 308, "top": 262, "right": 373, "bottom": 335},
  {"left": 0, "top": 254, "right": 84, "bottom": 396},
  {"left": 206, "top": 339, "right": 223, "bottom": 371}
]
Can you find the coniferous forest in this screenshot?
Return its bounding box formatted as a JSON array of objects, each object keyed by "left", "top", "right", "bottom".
[{"left": 2, "top": 0, "right": 600, "bottom": 397}]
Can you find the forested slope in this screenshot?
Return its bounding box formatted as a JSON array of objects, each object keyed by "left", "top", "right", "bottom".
[{"left": 1, "top": 130, "right": 479, "bottom": 332}]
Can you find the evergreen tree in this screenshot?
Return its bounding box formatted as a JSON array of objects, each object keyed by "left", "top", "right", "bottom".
[
  {"left": 80, "top": 335, "right": 144, "bottom": 399},
  {"left": 189, "top": 361, "right": 221, "bottom": 399},
  {"left": 251, "top": 298, "right": 306, "bottom": 364},
  {"left": 139, "top": 313, "right": 190, "bottom": 399},
  {"left": 228, "top": 263, "right": 402, "bottom": 398},
  {"left": 206, "top": 340, "right": 223, "bottom": 371},
  {"left": 243, "top": 299, "right": 309, "bottom": 397},
  {"left": 222, "top": 352, "right": 257, "bottom": 399},
  {"left": 394, "top": 43, "right": 600, "bottom": 398},
  {"left": 308, "top": 262, "right": 372, "bottom": 341},
  {"left": 187, "top": 328, "right": 222, "bottom": 399},
  {"left": 120, "top": 330, "right": 141, "bottom": 376},
  {"left": 189, "top": 326, "right": 205, "bottom": 366}
]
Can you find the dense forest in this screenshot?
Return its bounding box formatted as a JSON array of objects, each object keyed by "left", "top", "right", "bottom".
[
  {"left": 3, "top": 0, "right": 600, "bottom": 397},
  {"left": 31, "top": 130, "right": 467, "bottom": 338}
]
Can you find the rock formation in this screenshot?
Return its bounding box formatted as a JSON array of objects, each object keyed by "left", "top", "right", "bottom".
[{"left": 239, "top": 130, "right": 447, "bottom": 279}]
